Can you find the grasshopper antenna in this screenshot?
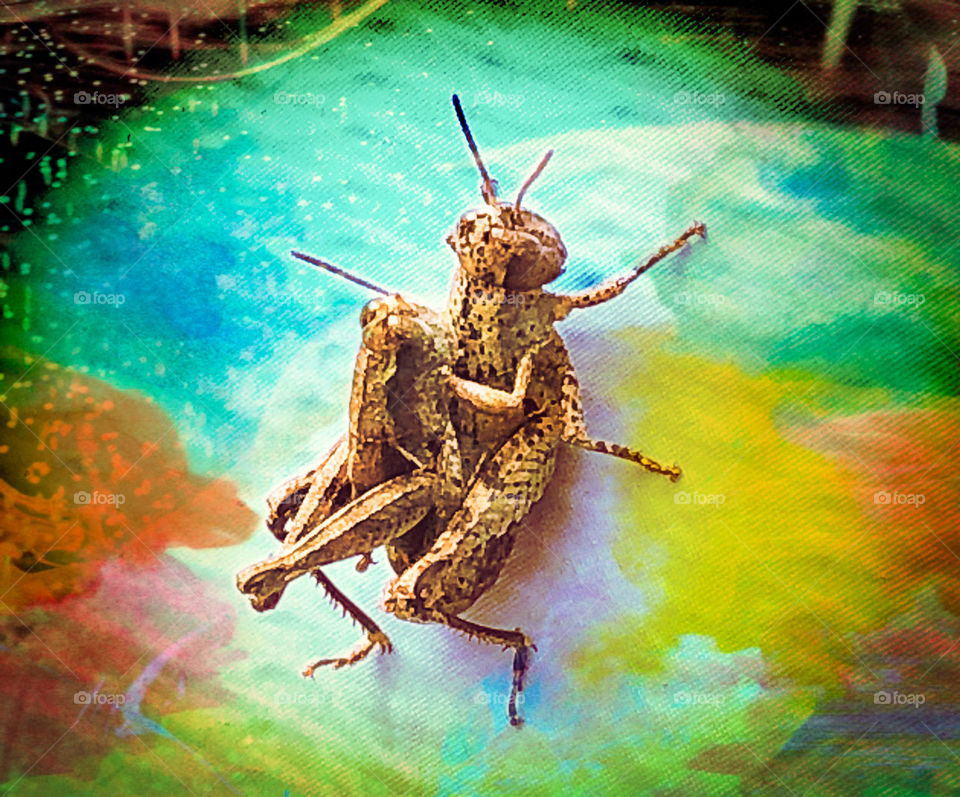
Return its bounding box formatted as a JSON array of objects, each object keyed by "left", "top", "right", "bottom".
[
  {"left": 452, "top": 94, "right": 498, "bottom": 205},
  {"left": 291, "top": 251, "right": 390, "bottom": 296},
  {"left": 515, "top": 149, "right": 553, "bottom": 211}
]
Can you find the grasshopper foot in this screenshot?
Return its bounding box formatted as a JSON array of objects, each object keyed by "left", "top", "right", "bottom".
[
  {"left": 509, "top": 638, "right": 535, "bottom": 728},
  {"left": 302, "top": 631, "right": 392, "bottom": 677},
  {"left": 355, "top": 552, "right": 376, "bottom": 572}
]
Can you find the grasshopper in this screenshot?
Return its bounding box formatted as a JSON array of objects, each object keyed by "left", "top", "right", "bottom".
[
  {"left": 237, "top": 290, "right": 539, "bottom": 673},
  {"left": 237, "top": 95, "right": 705, "bottom": 724},
  {"left": 378, "top": 97, "right": 704, "bottom": 723}
]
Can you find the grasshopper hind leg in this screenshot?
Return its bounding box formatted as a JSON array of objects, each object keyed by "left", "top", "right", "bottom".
[
  {"left": 303, "top": 569, "right": 392, "bottom": 675},
  {"left": 382, "top": 412, "right": 561, "bottom": 725}
]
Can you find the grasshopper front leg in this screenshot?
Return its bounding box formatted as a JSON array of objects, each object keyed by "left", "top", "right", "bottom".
[
  {"left": 552, "top": 221, "right": 706, "bottom": 319},
  {"left": 448, "top": 342, "right": 541, "bottom": 413}
]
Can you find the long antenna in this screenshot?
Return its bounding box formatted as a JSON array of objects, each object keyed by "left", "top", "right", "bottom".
[
  {"left": 451, "top": 94, "right": 497, "bottom": 204},
  {"left": 291, "top": 251, "right": 390, "bottom": 296},
  {"left": 515, "top": 149, "right": 553, "bottom": 210}
]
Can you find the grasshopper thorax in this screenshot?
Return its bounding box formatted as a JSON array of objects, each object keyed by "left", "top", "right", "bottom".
[{"left": 446, "top": 203, "right": 566, "bottom": 291}]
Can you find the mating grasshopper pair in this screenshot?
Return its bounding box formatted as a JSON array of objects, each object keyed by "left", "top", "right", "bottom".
[{"left": 236, "top": 96, "right": 706, "bottom": 725}]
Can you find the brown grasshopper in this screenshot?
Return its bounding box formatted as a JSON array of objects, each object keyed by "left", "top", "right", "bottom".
[
  {"left": 237, "top": 289, "right": 540, "bottom": 672},
  {"left": 378, "top": 97, "right": 704, "bottom": 723},
  {"left": 237, "top": 95, "right": 705, "bottom": 724}
]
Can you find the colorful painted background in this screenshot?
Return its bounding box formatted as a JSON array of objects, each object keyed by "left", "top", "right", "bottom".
[{"left": 1, "top": 0, "right": 958, "bottom": 794}]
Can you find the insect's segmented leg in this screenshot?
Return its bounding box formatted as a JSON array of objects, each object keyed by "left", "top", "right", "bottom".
[
  {"left": 448, "top": 342, "right": 543, "bottom": 413},
  {"left": 565, "top": 437, "right": 681, "bottom": 481},
  {"left": 430, "top": 612, "right": 533, "bottom": 650},
  {"left": 236, "top": 471, "right": 439, "bottom": 610},
  {"left": 382, "top": 412, "right": 558, "bottom": 695},
  {"left": 509, "top": 644, "right": 533, "bottom": 727},
  {"left": 265, "top": 435, "right": 350, "bottom": 544},
  {"left": 355, "top": 552, "right": 375, "bottom": 572},
  {"left": 302, "top": 568, "right": 392, "bottom": 676},
  {"left": 552, "top": 221, "right": 706, "bottom": 319},
  {"left": 303, "top": 632, "right": 392, "bottom": 675},
  {"left": 555, "top": 351, "right": 680, "bottom": 480},
  {"left": 556, "top": 349, "right": 588, "bottom": 442}
]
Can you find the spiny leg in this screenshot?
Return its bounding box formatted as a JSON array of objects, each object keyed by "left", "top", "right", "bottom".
[
  {"left": 553, "top": 221, "right": 706, "bottom": 318},
  {"left": 383, "top": 412, "right": 561, "bottom": 725},
  {"left": 566, "top": 437, "right": 681, "bottom": 481},
  {"left": 237, "top": 470, "right": 439, "bottom": 611},
  {"left": 555, "top": 350, "right": 680, "bottom": 480},
  {"left": 303, "top": 568, "right": 391, "bottom": 676}
]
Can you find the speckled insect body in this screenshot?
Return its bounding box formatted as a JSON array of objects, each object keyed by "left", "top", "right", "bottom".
[
  {"left": 236, "top": 95, "right": 706, "bottom": 724},
  {"left": 237, "top": 291, "right": 536, "bottom": 673}
]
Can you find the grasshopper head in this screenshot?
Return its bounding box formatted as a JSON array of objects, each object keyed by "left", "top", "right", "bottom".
[
  {"left": 447, "top": 203, "right": 566, "bottom": 291},
  {"left": 448, "top": 96, "right": 565, "bottom": 290}
]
